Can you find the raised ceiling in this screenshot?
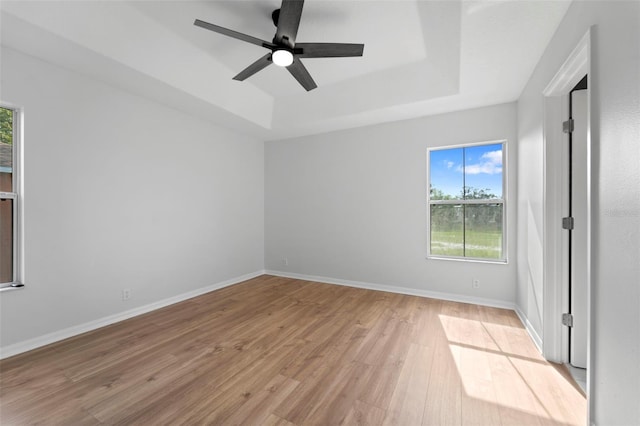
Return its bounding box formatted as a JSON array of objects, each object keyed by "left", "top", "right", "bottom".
[{"left": 0, "top": 1, "right": 572, "bottom": 140}]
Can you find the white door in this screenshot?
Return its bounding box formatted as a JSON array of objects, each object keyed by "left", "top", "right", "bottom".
[{"left": 570, "top": 88, "right": 588, "bottom": 369}]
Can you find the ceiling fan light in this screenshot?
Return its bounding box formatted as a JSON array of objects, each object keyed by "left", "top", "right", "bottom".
[{"left": 272, "top": 49, "right": 294, "bottom": 67}]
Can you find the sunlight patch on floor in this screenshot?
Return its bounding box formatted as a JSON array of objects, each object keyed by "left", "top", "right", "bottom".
[{"left": 439, "top": 313, "right": 587, "bottom": 426}]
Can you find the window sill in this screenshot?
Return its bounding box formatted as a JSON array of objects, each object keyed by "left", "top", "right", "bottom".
[
  {"left": 427, "top": 255, "right": 508, "bottom": 265},
  {"left": 0, "top": 284, "right": 26, "bottom": 293}
]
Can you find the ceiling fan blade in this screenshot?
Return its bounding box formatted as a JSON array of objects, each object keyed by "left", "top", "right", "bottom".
[
  {"left": 194, "top": 19, "right": 275, "bottom": 49},
  {"left": 233, "top": 53, "right": 273, "bottom": 81},
  {"left": 274, "top": 0, "right": 304, "bottom": 48},
  {"left": 287, "top": 57, "right": 317, "bottom": 91},
  {"left": 295, "top": 43, "right": 365, "bottom": 58}
]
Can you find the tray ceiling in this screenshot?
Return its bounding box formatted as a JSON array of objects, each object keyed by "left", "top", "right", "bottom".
[{"left": 0, "top": 1, "right": 572, "bottom": 140}]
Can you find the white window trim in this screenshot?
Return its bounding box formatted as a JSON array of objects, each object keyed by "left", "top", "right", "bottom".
[
  {"left": 426, "top": 139, "right": 508, "bottom": 264},
  {"left": 0, "top": 103, "right": 24, "bottom": 291}
]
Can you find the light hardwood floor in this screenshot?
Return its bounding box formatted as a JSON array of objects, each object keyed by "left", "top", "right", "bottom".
[{"left": 0, "top": 275, "right": 586, "bottom": 425}]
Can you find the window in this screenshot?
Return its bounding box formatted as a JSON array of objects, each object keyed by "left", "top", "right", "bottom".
[
  {"left": 428, "top": 141, "right": 506, "bottom": 262},
  {"left": 1, "top": 105, "right": 21, "bottom": 286}
]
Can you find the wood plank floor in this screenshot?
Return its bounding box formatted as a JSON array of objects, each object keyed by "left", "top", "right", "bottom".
[{"left": 0, "top": 275, "right": 586, "bottom": 425}]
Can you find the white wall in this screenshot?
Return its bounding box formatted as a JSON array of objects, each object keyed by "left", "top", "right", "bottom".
[
  {"left": 516, "top": 1, "right": 640, "bottom": 424},
  {"left": 0, "top": 47, "right": 264, "bottom": 351},
  {"left": 265, "top": 103, "right": 517, "bottom": 306}
]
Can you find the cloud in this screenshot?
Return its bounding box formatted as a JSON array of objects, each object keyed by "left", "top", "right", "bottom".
[
  {"left": 462, "top": 150, "right": 502, "bottom": 175},
  {"left": 445, "top": 161, "right": 455, "bottom": 169}
]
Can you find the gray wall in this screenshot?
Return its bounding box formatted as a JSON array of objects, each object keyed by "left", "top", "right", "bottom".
[
  {"left": 516, "top": 1, "right": 640, "bottom": 423},
  {"left": 265, "top": 103, "right": 517, "bottom": 305},
  {"left": 0, "top": 47, "right": 265, "bottom": 349}
]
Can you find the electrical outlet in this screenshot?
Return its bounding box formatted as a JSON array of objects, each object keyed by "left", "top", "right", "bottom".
[
  {"left": 122, "top": 288, "right": 131, "bottom": 301},
  {"left": 282, "top": 257, "right": 288, "bottom": 266},
  {"left": 472, "top": 279, "right": 480, "bottom": 289}
]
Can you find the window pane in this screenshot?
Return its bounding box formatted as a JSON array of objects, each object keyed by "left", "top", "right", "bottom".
[
  {"left": 0, "top": 169, "right": 11, "bottom": 193},
  {"left": 464, "top": 204, "right": 503, "bottom": 259},
  {"left": 430, "top": 204, "right": 464, "bottom": 256},
  {"left": 430, "top": 148, "right": 463, "bottom": 200},
  {"left": 0, "top": 107, "right": 13, "bottom": 192},
  {"left": 464, "top": 143, "right": 503, "bottom": 199},
  {"left": 0, "top": 198, "right": 13, "bottom": 283}
]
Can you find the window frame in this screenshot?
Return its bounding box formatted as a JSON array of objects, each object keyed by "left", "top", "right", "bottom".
[
  {"left": 0, "top": 103, "right": 23, "bottom": 289},
  {"left": 426, "top": 140, "right": 508, "bottom": 263}
]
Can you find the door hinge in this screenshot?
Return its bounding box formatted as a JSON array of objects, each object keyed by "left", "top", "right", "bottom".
[
  {"left": 562, "top": 217, "right": 574, "bottom": 230},
  {"left": 563, "top": 119, "right": 574, "bottom": 133},
  {"left": 562, "top": 313, "right": 574, "bottom": 327}
]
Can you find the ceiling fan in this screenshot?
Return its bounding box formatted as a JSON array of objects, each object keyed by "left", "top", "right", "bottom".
[{"left": 194, "top": 0, "right": 364, "bottom": 91}]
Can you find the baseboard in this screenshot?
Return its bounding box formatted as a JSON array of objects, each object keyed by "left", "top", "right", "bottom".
[
  {"left": 515, "top": 306, "right": 543, "bottom": 353},
  {"left": 0, "top": 270, "right": 265, "bottom": 360},
  {"left": 2, "top": 270, "right": 538, "bottom": 360},
  {"left": 265, "top": 270, "right": 515, "bottom": 310}
]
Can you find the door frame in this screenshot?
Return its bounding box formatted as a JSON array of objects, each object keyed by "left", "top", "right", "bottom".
[{"left": 541, "top": 26, "right": 592, "bottom": 396}]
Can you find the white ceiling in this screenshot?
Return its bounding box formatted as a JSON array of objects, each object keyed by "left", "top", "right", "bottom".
[{"left": 0, "top": 1, "right": 572, "bottom": 140}]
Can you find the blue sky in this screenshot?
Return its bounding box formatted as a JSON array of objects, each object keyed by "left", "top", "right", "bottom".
[{"left": 430, "top": 143, "right": 503, "bottom": 199}]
